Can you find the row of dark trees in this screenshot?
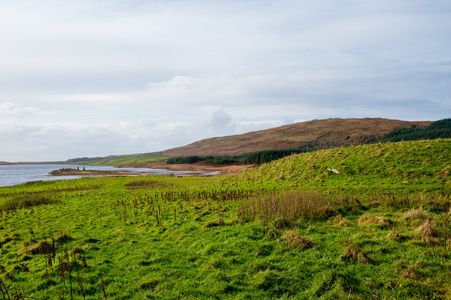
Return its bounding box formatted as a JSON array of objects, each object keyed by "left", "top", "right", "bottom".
[
  {"left": 366, "top": 118, "right": 451, "bottom": 144},
  {"left": 167, "top": 143, "right": 320, "bottom": 165}
]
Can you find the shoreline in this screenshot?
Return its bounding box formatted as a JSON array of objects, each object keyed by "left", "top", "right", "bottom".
[
  {"left": 49, "top": 168, "right": 149, "bottom": 177},
  {"left": 47, "top": 163, "right": 247, "bottom": 178},
  {"left": 117, "top": 161, "right": 257, "bottom": 176}
]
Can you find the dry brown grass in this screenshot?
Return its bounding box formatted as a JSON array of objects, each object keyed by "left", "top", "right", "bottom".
[
  {"left": 358, "top": 213, "right": 389, "bottom": 227},
  {"left": 341, "top": 243, "right": 371, "bottom": 264},
  {"left": 282, "top": 230, "right": 318, "bottom": 250},
  {"left": 415, "top": 220, "right": 438, "bottom": 243},
  {"left": 403, "top": 207, "right": 430, "bottom": 223},
  {"left": 332, "top": 215, "right": 352, "bottom": 227}
]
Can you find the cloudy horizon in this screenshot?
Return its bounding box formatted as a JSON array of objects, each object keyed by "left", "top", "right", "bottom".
[{"left": 1, "top": 0, "right": 450, "bottom": 162}]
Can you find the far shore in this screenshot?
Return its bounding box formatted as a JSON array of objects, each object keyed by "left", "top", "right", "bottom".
[
  {"left": 47, "top": 162, "right": 254, "bottom": 177},
  {"left": 115, "top": 161, "right": 257, "bottom": 176},
  {"left": 49, "top": 168, "right": 150, "bottom": 177}
]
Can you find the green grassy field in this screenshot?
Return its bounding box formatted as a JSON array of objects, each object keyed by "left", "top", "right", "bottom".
[{"left": 1, "top": 139, "right": 450, "bottom": 299}]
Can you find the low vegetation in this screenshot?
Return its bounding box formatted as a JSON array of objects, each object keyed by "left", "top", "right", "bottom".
[{"left": 0, "top": 139, "right": 450, "bottom": 299}]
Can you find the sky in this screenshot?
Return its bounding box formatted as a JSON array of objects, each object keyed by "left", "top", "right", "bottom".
[{"left": 1, "top": 0, "right": 450, "bottom": 162}]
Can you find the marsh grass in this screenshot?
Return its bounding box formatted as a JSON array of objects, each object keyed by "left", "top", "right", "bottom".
[
  {"left": 0, "top": 192, "right": 60, "bottom": 212},
  {"left": 237, "top": 190, "right": 342, "bottom": 222}
]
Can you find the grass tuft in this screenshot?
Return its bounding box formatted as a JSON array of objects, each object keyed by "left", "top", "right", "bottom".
[
  {"left": 415, "top": 219, "right": 438, "bottom": 243},
  {"left": 403, "top": 207, "right": 430, "bottom": 223},
  {"left": 282, "top": 230, "right": 318, "bottom": 250},
  {"left": 358, "top": 213, "right": 389, "bottom": 227},
  {"left": 341, "top": 243, "right": 371, "bottom": 264},
  {"left": 334, "top": 215, "right": 352, "bottom": 227}
]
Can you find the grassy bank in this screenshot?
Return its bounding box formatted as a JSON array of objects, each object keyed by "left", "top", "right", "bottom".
[{"left": 0, "top": 139, "right": 450, "bottom": 299}]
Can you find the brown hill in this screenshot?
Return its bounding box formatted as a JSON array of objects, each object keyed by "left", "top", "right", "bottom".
[{"left": 162, "top": 118, "right": 431, "bottom": 157}]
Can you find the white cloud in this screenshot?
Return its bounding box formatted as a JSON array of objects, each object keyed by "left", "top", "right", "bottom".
[
  {"left": 0, "top": 103, "right": 44, "bottom": 119},
  {"left": 0, "top": 0, "right": 450, "bottom": 161}
]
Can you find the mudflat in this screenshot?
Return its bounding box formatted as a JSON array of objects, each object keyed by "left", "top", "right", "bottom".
[{"left": 122, "top": 161, "right": 257, "bottom": 175}]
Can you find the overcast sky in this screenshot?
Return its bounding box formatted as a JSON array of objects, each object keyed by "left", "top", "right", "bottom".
[{"left": 1, "top": 0, "right": 450, "bottom": 162}]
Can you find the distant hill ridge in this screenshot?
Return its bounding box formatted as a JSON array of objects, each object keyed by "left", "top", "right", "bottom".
[
  {"left": 162, "top": 118, "right": 431, "bottom": 157},
  {"left": 65, "top": 118, "right": 432, "bottom": 166}
]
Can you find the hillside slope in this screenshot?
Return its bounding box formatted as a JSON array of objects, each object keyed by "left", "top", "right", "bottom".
[
  {"left": 163, "top": 118, "right": 431, "bottom": 157},
  {"left": 67, "top": 118, "right": 431, "bottom": 167},
  {"left": 232, "top": 138, "right": 450, "bottom": 193}
]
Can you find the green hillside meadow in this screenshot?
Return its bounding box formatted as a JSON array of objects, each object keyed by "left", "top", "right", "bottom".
[{"left": 1, "top": 139, "right": 450, "bottom": 299}]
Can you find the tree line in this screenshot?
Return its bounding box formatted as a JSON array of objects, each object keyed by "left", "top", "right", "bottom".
[
  {"left": 365, "top": 118, "right": 451, "bottom": 144},
  {"left": 167, "top": 143, "right": 320, "bottom": 165}
]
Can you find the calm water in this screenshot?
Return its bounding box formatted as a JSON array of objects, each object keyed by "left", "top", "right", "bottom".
[{"left": 0, "top": 164, "right": 207, "bottom": 187}]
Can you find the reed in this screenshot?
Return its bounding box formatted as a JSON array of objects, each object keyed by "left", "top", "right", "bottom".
[{"left": 237, "top": 190, "right": 338, "bottom": 222}]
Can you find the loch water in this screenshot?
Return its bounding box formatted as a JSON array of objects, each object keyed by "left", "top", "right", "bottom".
[{"left": 0, "top": 164, "right": 203, "bottom": 187}]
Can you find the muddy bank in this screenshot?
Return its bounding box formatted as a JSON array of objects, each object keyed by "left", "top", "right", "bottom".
[{"left": 117, "top": 161, "right": 257, "bottom": 176}]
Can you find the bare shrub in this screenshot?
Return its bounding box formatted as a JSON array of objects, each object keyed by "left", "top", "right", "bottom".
[{"left": 282, "top": 230, "right": 317, "bottom": 250}]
